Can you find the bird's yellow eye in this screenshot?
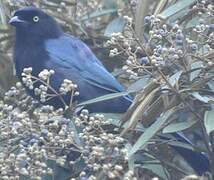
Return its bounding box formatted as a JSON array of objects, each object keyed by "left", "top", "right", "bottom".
[{"left": 33, "top": 16, "right": 39, "bottom": 22}]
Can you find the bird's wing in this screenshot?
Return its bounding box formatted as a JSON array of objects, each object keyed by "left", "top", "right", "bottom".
[{"left": 44, "top": 35, "right": 125, "bottom": 93}]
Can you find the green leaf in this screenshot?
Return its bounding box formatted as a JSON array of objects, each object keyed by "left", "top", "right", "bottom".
[
  {"left": 127, "top": 76, "right": 151, "bottom": 92},
  {"left": 162, "top": 71, "right": 182, "bottom": 89},
  {"left": 208, "top": 81, "right": 214, "bottom": 91},
  {"left": 143, "top": 164, "right": 169, "bottom": 180},
  {"left": 167, "top": 141, "right": 194, "bottom": 151},
  {"left": 190, "top": 61, "right": 203, "bottom": 81},
  {"left": 128, "top": 107, "right": 177, "bottom": 156},
  {"left": 77, "top": 91, "right": 129, "bottom": 106},
  {"left": 104, "top": 17, "right": 126, "bottom": 37},
  {"left": 204, "top": 110, "right": 214, "bottom": 135},
  {"left": 191, "top": 92, "right": 214, "bottom": 103},
  {"left": 81, "top": 9, "right": 117, "bottom": 21},
  {"left": 158, "top": 0, "right": 195, "bottom": 20},
  {"left": 162, "top": 120, "right": 197, "bottom": 133},
  {"left": 0, "top": 0, "right": 7, "bottom": 25},
  {"left": 77, "top": 79, "right": 147, "bottom": 107},
  {"left": 169, "top": 71, "right": 182, "bottom": 87},
  {"left": 102, "top": 0, "right": 117, "bottom": 9},
  {"left": 126, "top": 144, "right": 135, "bottom": 171},
  {"left": 159, "top": 134, "right": 195, "bottom": 151},
  {"left": 154, "top": 0, "right": 168, "bottom": 15}
]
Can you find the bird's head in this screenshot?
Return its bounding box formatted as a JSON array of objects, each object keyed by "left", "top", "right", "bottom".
[{"left": 9, "top": 7, "right": 62, "bottom": 40}]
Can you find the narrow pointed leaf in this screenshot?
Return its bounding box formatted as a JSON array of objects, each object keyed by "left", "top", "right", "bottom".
[
  {"left": 162, "top": 71, "right": 182, "bottom": 89},
  {"left": 191, "top": 92, "right": 214, "bottom": 103},
  {"left": 204, "top": 110, "right": 214, "bottom": 135},
  {"left": 158, "top": 0, "right": 195, "bottom": 20},
  {"left": 81, "top": 9, "right": 117, "bottom": 21},
  {"left": 128, "top": 107, "right": 177, "bottom": 156},
  {"left": 162, "top": 120, "right": 197, "bottom": 134},
  {"left": 127, "top": 76, "right": 150, "bottom": 92},
  {"left": 77, "top": 91, "right": 129, "bottom": 106},
  {"left": 190, "top": 61, "right": 202, "bottom": 81},
  {"left": 104, "top": 17, "right": 126, "bottom": 37}
]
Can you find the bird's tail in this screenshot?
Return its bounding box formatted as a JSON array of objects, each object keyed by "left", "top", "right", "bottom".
[{"left": 171, "top": 132, "right": 209, "bottom": 175}]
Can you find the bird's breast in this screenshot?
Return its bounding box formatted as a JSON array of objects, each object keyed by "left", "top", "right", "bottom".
[{"left": 14, "top": 43, "right": 48, "bottom": 79}]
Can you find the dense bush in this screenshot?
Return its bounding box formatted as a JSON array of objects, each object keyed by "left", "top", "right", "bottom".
[{"left": 0, "top": 0, "right": 213, "bottom": 179}]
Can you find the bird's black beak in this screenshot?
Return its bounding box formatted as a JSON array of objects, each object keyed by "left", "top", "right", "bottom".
[{"left": 9, "top": 16, "right": 26, "bottom": 26}]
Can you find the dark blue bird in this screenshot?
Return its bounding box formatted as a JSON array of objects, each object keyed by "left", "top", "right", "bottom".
[
  {"left": 9, "top": 7, "right": 132, "bottom": 113},
  {"left": 10, "top": 7, "right": 209, "bottom": 175}
]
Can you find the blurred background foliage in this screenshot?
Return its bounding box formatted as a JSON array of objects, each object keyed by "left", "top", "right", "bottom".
[{"left": 0, "top": 0, "right": 214, "bottom": 179}]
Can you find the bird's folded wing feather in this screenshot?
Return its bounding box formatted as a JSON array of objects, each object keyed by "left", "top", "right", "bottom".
[{"left": 44, "top": 35, "right": 125, "bottom": 93}]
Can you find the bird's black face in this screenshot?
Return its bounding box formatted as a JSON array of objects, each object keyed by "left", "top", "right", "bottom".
[
  {"left": 9, "top": 7, "right": 62, "bottom": 40},
  {"left": 10, "top": 7, "right": 46, "bottom": 26}
]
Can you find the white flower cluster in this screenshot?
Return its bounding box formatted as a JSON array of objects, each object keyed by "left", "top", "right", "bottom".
[
  {"left": 59, "top": 79, "right": 78, "bottom": 95},
  {"left": 38, "top": 69, "right": 55, "bottom": 81},
  {"left": 34, "top": 84, "right": 48, "bottom": 103},
  {"left": 21, "top": 68, "right": 80, "bottom": 106},
  {"left": 71, "top": 112, "right": 137, "bottom": 179},
  {"left": 22, "top": 67, "right": 34, "bottom": 89},
  {"left": 0, "top": 93, "right": 80, "bottom": 179}
]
